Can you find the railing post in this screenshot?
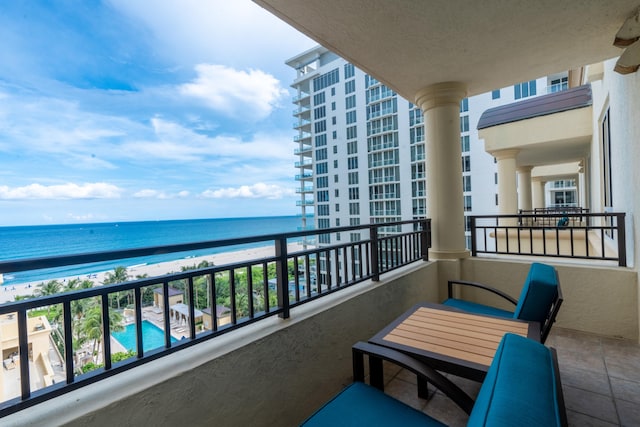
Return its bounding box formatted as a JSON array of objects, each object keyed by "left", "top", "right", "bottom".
[
  {"left": 18, "top": 309, "right": 31, "bottom": 400},
  {"left": 370, "top": 225, "right": 380, "bottom": 281},
  {"left": 101, "top": 294, "right": 112, "bottom": 370},
  {"left": 617, "top": 213, "right": 627, "bottom": 267},
  {"left": 420, "top": 219, "right": 429, "bottom": 261},
  {"left": 275, "top": 237, "right": 290, "bottom": 318},
  {"left": 470, "top": 216, "right": 477, "bottom": 257}
]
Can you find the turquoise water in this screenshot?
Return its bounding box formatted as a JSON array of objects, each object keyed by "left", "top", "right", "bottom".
[
  {"left": 0, "top": 216, "right": 306, "bottom": 285},
  {"left": 111, "top": 320, "right": 177, "bottom": 353}
]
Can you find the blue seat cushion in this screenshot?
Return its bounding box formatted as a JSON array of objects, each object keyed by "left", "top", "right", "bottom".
[
  {"left": 300, "top": 382, "right": 446, "bottom": 426},
  {"left": 468, "top": 333, "right": 562, "bottom": 427},
  {"left": 442, "top": 298, "right": 515, "bottom": 319},
  {"left": 513, "top": 262, "right": 558, "bottom": 323}
]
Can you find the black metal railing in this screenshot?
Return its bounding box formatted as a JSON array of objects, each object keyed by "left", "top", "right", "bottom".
[
  {"left": 517, "top": 207, "right": 590, "bottom": 227},
  {"left": 470, "top": 212, "right": 626, "bottom": 266},
  {"left": 0, "top": 219, "right": 430, "bottom": 416}
]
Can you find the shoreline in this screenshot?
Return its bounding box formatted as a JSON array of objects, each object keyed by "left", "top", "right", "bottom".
[{"left": 0, "top": 243, "right": 302, "bottom": 305}]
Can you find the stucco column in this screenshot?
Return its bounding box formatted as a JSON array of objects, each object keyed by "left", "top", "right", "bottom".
[
  {"left": 494, "top": 149, "right": 519, "bottom": 215},
  {"left": 517, "top": 166, "right": 533, "bottom": 211},
  {"left": 532, "top": 178, "right": 546, "bottom": 209},
  {"left": 415, "top": 82, "right": 469, "bottom": 260}
]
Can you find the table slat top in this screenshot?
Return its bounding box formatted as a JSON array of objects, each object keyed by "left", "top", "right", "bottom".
[{"left": 381, "top": 306, "right": 530, "bottom": 368}]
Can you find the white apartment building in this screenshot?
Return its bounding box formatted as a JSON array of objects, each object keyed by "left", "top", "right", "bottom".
[{"left": 288, "top": 46, "right": 571, "bottom": 248}]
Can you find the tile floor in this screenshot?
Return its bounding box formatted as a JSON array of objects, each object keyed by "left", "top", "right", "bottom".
[{"left": 380, "top": 328, "right": 640, "bottom": 426}]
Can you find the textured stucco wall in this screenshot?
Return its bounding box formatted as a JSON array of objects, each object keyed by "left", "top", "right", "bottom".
[
  {"left": 3, "top": 261, "right": 438, "bottom": 427},
  {"left": 459, "top": 258, "right": 638, "bottom": 340}
]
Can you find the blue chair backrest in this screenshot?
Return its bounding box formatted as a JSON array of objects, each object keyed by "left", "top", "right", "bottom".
[{"left": 513, "top": 263, "right": 559, "bottom": 323}]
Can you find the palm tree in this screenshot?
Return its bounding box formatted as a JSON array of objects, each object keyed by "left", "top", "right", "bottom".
[
  {"left": 35, "top": 280, "right": 62, "bottom": 317},
  {"left": 80, "top": 304, "right": 125, "bottom": 365},
  {"left": 35, "top": 280, "right": 62, "bottom": 297},
  {"left": 102, "top": 266, "right": 130, "bottom": 309}
]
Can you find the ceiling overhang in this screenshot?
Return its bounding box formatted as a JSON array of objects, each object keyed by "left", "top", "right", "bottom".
[{"left": 254, "top": 0, "right": 640, "bottom": 100}]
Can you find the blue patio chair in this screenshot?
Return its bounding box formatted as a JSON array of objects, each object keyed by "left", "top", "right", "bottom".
[
  {"left": 301, "top": 334, "right": 567, "bottom": 426},
  {"left": 442, "top": 262, "right": 562, "bottom": 343}
]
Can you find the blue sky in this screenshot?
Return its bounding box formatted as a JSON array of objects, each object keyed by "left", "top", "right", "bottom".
[{"left": 0, "top": 1, "right": 316, "bottom": 226}]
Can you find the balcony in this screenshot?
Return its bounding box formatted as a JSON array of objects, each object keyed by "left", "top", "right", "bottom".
[
  {"left": 293, "top": 132, "right": 311, "bottom": 142},
  {"left": 295, "top": 198, "right": 314, "bottom": 206}
]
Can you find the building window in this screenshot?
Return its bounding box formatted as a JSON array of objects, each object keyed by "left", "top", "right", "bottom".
[
  {"left": 460, "top": 98, "right": 469, "bottom": 113},
  {"left": 462, "top": 155, "right": 471, "bottom": 172},
  {"left": 461, "top": 135, "right": 470, "bottom": 152},
  {"left": 313, "top": 92, "right": 325, "bottom": 105},
  {"left": 463, "top": 175, "right": 471, "bottom": 192},
  {"left": 317, "top": 190, "right": 329, "bottom": 202},
  {"left": 345, "top": 95, "right": 356, "bottom": 110},
  {"left": 345, "top": 79, "right": 356, "bottom": 94},
  {"left": 317, "top": 204, "right": 330, "bottom": 216},
  {"left": 334, "top": 174, "right": 339, "bottom": 183},
  {"left": 410, "top": 126, "right": 425, "bottom": 144},
  {"left": 349, "top": 202, "right": 360, "bottom": 215},
  {"left": 314, "top": 106, "right": 326, "bottom": 120},
  {"left": 464, "top": 195, "right": 472, "bottom": 211},
  {"left": 331, "top": 101, "right": 336, "bottom": 111},
  {"left": 514, "top": 80, "right": 537, "bottom": 100},
  {"left": 334, "top": 189, "right": 339, "bottom": 197},
  {"left": 331, "top": 116, "right": 336, "bottom": 125},
  {"left": 347, "top": 141, "right": 357, "bottom": 155},
  {"left": 349, "top": 187, "right": 359, "bottom": 200},
  {"left": 344, "top": 63, "right": 355, "bottom": 79},
  {"left": 331, "top": 87, "right": 335, "bottom": 96},
  {"left": 348, "top": 157, "right": 358, "bottom": 169},
  {"left": 313, "top": 68, "right": 339, "bottom": 92},
  {"left": 346, "top": 110, "right": 357, "bottom": 124},
  {"left": 333, "top": 146, "right": 338, "bottom": 154},
  {"left": 314, "top": 121, "right": 326, "bottom": 134},
  {"left": 315, "top": 134, "right": 327, "bottom": 147},
  {"left": 495, "top": 194, "right": 499, "bottom": 206},
  {"left": 348, "top": 172, "right": 358, "bottom": 185},
  {"left": 333, "top": 159, "right": 338, "bottom": 168},
  {"left": 316, "top": 176, "right": 328, "bottom": 188},
  {"left": 315, "top": 148, "right": 327, "bottom": 161},
  {"left": 491, "top": 89, "right": 500, "bottom": 99},
  {"left": 549, "top": 77, "right": 568, "bottom": 93},
  {"left": 335, "top": 203, "right": 340, "bottom": 212},
  {"left": 316, "top": 162, "right": 327, "bottom": 174},
  {"left": 346, "top": 126, "right": 357, "bottom": 140},
  {"left": 460, "top": 115, "right": 469, "bottom": 133},
  {"left": 332, "top": 131, "right": 337, "bottom": 139}
]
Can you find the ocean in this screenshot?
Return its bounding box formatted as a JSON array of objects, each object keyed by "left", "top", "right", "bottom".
[{"left": 0, "top": 216, "right": 304, "bottom": 286}]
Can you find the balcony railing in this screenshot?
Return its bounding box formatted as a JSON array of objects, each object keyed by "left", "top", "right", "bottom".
[
  {"left": 0, "top": 219, "right": 430, "bottom": 417},
  {"left": 470, "top": 212, "right": 626, "bottom": 266}
]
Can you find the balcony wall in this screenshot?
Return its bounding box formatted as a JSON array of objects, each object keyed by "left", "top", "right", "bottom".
[
  {"left": 5, "top": 262, "right": 440, "bottom": 427},
  {"left": 5, "top": 258, "right": 637, "bottom": 426},
  {"left": 456, "top": 258, "right": 638, "bottom": 340}
]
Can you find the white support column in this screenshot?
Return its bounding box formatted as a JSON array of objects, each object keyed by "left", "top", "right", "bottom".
[
  {"left": 517, "top": 166, "right": 533, "bottom": 211},
  {"left": 494, "top": 149, "right": 519, "bottom": 215},
  {"left": 415, "top": 82, "right": 468, "bottom": 260},
  {"left": 532, "top": 178, "right": 546, "bottom": 209}
]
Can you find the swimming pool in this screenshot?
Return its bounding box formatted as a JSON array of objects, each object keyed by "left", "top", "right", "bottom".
[{"left": 111, "top": 320, "right": 177, "bottom": 353}]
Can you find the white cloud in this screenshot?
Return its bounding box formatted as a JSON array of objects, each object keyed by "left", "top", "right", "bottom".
[
  {"left": 179, "top": 64, "right": 286, "bottom": 119},
  {"left": 0, "top": 183, "right": 122, "bottom": 200},
  {"left": 201, "top": 183, "right": 294, "bottom": 200},
  {"left": 132, "top": 189, "right": 190, "bottom": 199}
]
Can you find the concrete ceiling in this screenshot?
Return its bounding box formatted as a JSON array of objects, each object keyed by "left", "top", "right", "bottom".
[{"left": 254, "top": 0, "right": 640, "bottom": 101}]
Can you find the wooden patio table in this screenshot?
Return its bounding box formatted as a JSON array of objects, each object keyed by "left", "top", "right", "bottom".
[{"left": 369, "top": 302, "right": 541, "bottom": 384}]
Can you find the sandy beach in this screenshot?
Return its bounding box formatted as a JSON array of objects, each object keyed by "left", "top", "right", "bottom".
[{"left": 0, "top": 242, "right": 302, "bottom": 304}]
